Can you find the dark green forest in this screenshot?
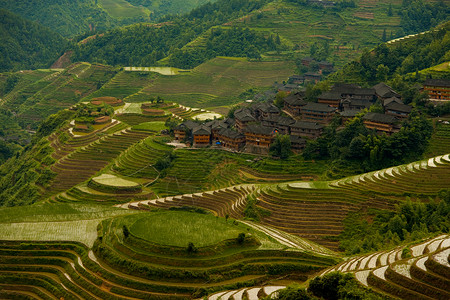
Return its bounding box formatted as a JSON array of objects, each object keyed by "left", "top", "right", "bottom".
[{"left": 0, "top": 9, "right": 68, "bottom": 72}]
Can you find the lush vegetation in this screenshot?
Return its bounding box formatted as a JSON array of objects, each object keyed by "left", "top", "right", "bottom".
[
  {"left": 0, "top": 0, "right": 116, "bottom": 37},
  {"left": 170, "top": 26, "right": 283, "bottom": 68},
  {"left": 0, "top": 9, "right": 68, "bottom": 72},
  {"left": 72, "top": 0, "right": 270, "bottom": 66},
  {"left": 329, "top": 20, "right": 450, "bottom": 87},
  {"left": 340, "top": 190, "right": 450, "bottom": 254},
  {"left": 399, "top": 0, "right": 450, "bottom": 35},
  {"left": 271, "top": 271, "right": 386, "bottom": 300},
  {"left": 303, "top": 113, "right": 433, "bottom": 176}
]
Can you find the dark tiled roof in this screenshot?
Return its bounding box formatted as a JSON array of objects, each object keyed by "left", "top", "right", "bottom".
[
  {"left": 373, "top": 82, "right": 399, "bottom": 98},
  {"left": 345, "top": 98, "right": 372, "bottom": 108},
  {"left": 218, "top": 128, "right": 244, "bottom": 140},
  {"left": 234, "top": 108, "right": 256, "bottom": 122},
  {"left": 318, "top": 91, "right": 341, "bottom": 100},
  {"left": 192, "top": 125, "right": 211, "bottom": 135},
  {"left": 424, "top": 78, "right": 450, "bottom": 88},
  {"left": 291, "top": 121, "right": 324, "bottom": 130},
  {"left": 284, "top": 92, "right": 307, "bottom": 106},
  {"left": 175, "top": 120, "right": 197, "bottom": 131},
  {"left": 277, "top": 116, "right": 295, "bottom": 126},
  {"left": 244, "top": 125, "right": 275, "bottom": 136},
  {"left": 383, "top": 97, "right": 402, "bottom": 106},
  {"left": 302, "top": 57, "right": 314, "bottom": 62},
  {"left": 385, "top": 102, "right": 412, "bottom": 113},
  {"left": 302, "top": 102, "right": 337, "bottom": 113},
  {"left": 363, "top": 112, "right": 397, "bottom": 124}
]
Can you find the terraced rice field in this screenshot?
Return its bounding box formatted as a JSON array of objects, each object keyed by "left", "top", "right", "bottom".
[
  {"left": 320, "top": 235, "right": 450, "bottom": 300},
  {"left": 47, "top": 122, "right": 151, "bottom": 195},
  {"left": 0, "top": 209, "right": 338, "bottom": 299}
]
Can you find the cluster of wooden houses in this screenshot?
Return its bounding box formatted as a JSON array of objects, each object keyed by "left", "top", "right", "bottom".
[{"left": 173, "top": 82, "right": 414, "bottom": 154}]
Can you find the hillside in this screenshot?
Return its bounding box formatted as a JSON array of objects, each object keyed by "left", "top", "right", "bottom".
[
  {"left": 0, "top": 0, "right": 215, "bottom": 38},
  {"left": 0, "top": 9, "right": 68, "bottom": 72}
]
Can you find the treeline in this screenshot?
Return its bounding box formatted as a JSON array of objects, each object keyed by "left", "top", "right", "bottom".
[
  {"left": 399, "top": 0, "right": 449, "bottom": 35},
  {"left": 329, "top": 22, "right": 450, "bottom": 86},
  {"left": 303, "top": 113, "right": 433, "bottom": 176},
  {"left": 0, "top": 9, "right": 68, "bottom": 72},
  {"left": 169, "top": 27, "right": 283, "bottom": 68},
  {"left": 71, "top": 0, "right": 271, "bottom": 67},
  {"left": 0, "top": 0, "right": 115, "bottom": 37},
  {"left": 340, "top": 190, "right": 450, "bottom": 254}
]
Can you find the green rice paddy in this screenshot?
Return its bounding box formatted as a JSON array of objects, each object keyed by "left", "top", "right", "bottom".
[{"left": 129, "top": 211, "right": 249, "bottom": 247}]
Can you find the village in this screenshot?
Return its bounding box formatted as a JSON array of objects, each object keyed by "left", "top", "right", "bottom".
[{"left": 172, "top": 77, "right": 450, "bottom": 155}]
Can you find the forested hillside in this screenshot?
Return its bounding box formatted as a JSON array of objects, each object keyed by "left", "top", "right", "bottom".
[
  {"left": 0, "top": 0, "right": 217, "bottom": 37},
  {"left": 0, "top": 9, "right": 68, "bottom": 72}
]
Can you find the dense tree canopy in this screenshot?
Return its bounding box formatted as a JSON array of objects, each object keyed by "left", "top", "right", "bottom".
[{"left": 0, "top": 9, "right": 68, "bottom": 72}]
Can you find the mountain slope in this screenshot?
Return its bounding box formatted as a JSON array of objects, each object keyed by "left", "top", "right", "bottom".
[{"left": 0, "top": 9, "right": 68, "bottom": 72}]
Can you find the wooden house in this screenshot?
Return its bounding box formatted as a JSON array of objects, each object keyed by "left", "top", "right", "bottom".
[
  {"left": 284, "top": 92, "right": 307, "bottom": 116},
  {"left": 423, "top": 78, "right": 450, "bottom": 101},
  {"left": 192, "top": 125, "right": 211, "bottom": 147},
  {"left": 341, "top": 97, "right": 372, "bottom": 111},
  {"left": 290, "top": 121, "right": 324, "bottom": 139},
  {"left": 234, "top": 108, "right": 257, "bottom": 132},
  {"left": 300, "top": 102, "right": 336, "bottom": 124},
  {"left": 363, "top": 113, "right": 398, "bottom": 134},
  {"left": 339, "top": 110, "right": 360, "bottom": 123},
  {"left": 244, "top": 125, "right": 275, "bottom": 153},
  {"left": 373, "top": 82, "right": 400, "bottom": 101},
  {"left": 290, "top": 135, "right": 306, "bottom": 153},
  {"left": 384, "top": 102, "right": 412, "bottom": 120},
  {"left": 174, "top": 120, "right": 197, "bottom": 141},
  {"left": 317, "top": 91, "right": 341, "bottom": 108},
  {"left": 216, "top": 128, "right": 245, "bottom": 151},
  {"left": 254, "top": 102, "right": 280, "bottom": 120}
]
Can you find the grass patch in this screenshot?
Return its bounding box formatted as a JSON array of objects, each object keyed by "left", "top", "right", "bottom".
[
  {"left": 132, "top": 121, "right": 167, "bottom": 132},
  {"left": 129, "top": 211, "right": 248, "bottom": 247},
  {"left": 99, "top": 0, "right": 148, "bottom": 18},
  {"left": 91, "top": 174, "right": 140, "bottom": 188}
]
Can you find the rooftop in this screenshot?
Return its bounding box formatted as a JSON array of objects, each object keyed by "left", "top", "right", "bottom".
[
  {"left": 385, "top": 102, "right": 413, "bottom": 113},
  {"left": 424, "top": 78, "right": 450, "bottom": 88},
  {"left": 302, "top": 102, "right": 337, "bottom": 113},
  {"left": 244, "top": 125, "right": 275, "bottom": 136},
  {"left": 291, "top": 120, "right": 324, "bottom": 130},
  {"left": 363, "top": 112, "right": 397, "bottom": 124}
]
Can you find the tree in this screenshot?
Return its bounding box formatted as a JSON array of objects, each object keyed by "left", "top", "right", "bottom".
[
  {"left": 273, "top": 91, "right": 287, "bottom": 108},
  {"left": 270, "top": 134, "right": 292, "bottom": 159},
  {"left": 237, "top": 233, "right": 245, "bottom": 244},
  {"left": 382, "top": 28, "right": 387, "bottom": 42},
  {"left": 122, "top": 225, "right": 129, "bottom": 238},
  {"left": 186, "top": 242, "right": 197, "bottom": 253},
  {"left": 388, "top": 3, "right": 393, "bottom": 16}
]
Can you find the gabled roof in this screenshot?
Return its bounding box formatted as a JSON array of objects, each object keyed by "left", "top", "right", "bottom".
[
  {"left": 424, "top": 78, "right": 450, "bottom": 88},
  {"left": 385, "top": 102, "right": 412, "bottom": 113},
  {"left": 284, "top": 92, "right": 307, "bottom": 106},
  {"left": 363, "top": 112, "right": 397, "bottom": 124},
  {"left": 302, "top": 102, "right": 336, "bottom": 113},
  {"left": 383, "top": 97, "right": 402, "bottom": 106},
  {"left": 277, "top": 116, "right": 295, "bottom": 126},
  {"left": 318, "top": 91, "right": 341, "bottom": 101},
  {"left": 344, "top": 98, "right": 372, "bottom": 108},
  {"left": 291, "top": 121, "right": 324, "bottom": 130},
  {"left": 234, "top": 108, "right": 256, "bottom": 122},
  {"left": 302, "top": 57, "right": 314, "bottom": 62},
  {"left": 175, "top": 120, "right": 197, "bottom": 131},
  {"left": 218, "top": 128, "right": 244, "bottom": 140},
  {"left": 332, "top": 83, "right": 361, "bottom": 92},
  {"left": 192, "top": 125, "right": 211, "bottom": 135},
  {"left": 373, "top": 82, "right": 400, "bottom": 98},
  {"left": 244, "top": 125, "right": 275, "bottom": 136}
]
